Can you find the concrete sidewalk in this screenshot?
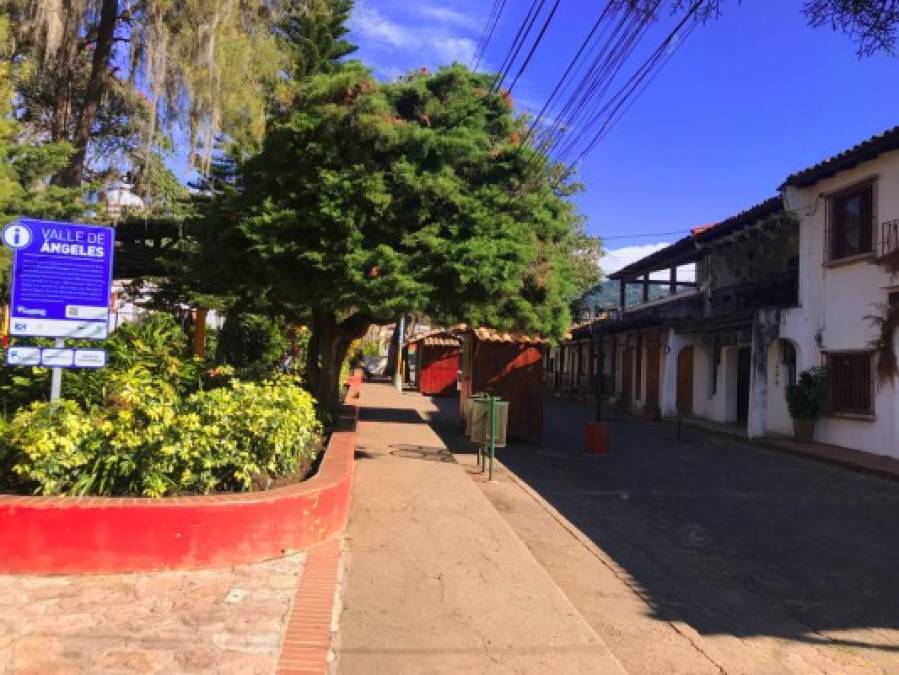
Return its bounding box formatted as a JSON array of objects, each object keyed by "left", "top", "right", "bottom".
[{"left": 334, "top": 383, "right": 627, "bottom": 675}]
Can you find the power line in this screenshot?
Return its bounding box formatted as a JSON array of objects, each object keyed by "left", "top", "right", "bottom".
[
  {"left": 517, "top": 2, "right": 615, "bottom": 150},
  {"left": 564, "top": 1, "right": 703, "bottom": 169},
  {"left": 491, "top": 0, "right": 546, "bottom": 93},
  {"left": 471, "top": 0, "right": 507, "bottom": 71},
  {"left": 600, "top": 229, "right": 692, "bottom": 241},
  {"left": 506, "top": 0, "right": 561, "bottom": 94}
]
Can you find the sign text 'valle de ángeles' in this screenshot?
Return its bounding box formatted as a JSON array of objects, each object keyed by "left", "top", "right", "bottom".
[{"left": 4, "top": 219, "right": 115, "bottom": 340}]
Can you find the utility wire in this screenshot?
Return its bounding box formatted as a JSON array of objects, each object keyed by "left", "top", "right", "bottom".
[
  {"left": 471, "top": 0, "right": 507, "bottom": 71},
  {"left": 600, "top": 229, "right": 692, "bottom": 240},
  {"left": 491, "top": 0, "right": 546, "bottom": 93},
  {"left": 518, "top": 1, "right": 615, "bottom": 150},
  {"left": 506, "top": 0, "right": 562, "bottom": 94},
  {"left": 564, "top": 0, "right": 703, "bottom": 170}
]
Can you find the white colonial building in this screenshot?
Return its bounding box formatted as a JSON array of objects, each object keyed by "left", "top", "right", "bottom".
[
  {"left": 548, "top": 126, "right": 899, "bottom": 462},
  {"left": 778, "top": 127, "right": 899, "bottom": 458}
]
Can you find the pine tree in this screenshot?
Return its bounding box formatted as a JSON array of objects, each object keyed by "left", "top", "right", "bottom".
[{"left": 234, "top": 64, "right": 599, "bottom": 411}]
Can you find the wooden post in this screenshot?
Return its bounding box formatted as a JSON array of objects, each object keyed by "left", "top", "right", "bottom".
[
  {"left": 642, "top": 273, "right": 650, "bottom": 303},
  {"left": 619, "top": 279, "right": 627, "bottom": 311},
  {"left": 193, "top": 308, "right": 208, "bottom": 357},
  {"left": 669, "top": 266, "right": 677, "bottom": 295}
]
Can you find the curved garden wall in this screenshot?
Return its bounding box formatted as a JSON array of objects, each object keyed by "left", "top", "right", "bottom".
[{"left": 0, "top": 374, "right": 361, "bottom": 574}]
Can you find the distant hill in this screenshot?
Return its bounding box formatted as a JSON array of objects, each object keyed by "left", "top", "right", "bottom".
[{"left": 572, "top": 279, "right": 667, "bottom": 320}]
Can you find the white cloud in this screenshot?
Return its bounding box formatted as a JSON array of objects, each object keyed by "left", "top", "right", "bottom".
[
  {"left": 602, "top": 243, "right": 670, "bottom": 274},
  {"left": 351, "top": 6, "right": 418, "bottom": 49},
  {"left": 601, "top": 243, "right": 696, "bottom": 281},
  {"left": 431, "top": 37, "right": 477, "bottom": 64},
  {"left": 416, "top": 6, "right": 480, "bottom": 31}
]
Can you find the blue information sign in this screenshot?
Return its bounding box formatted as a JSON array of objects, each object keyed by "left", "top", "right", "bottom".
[{"left": 4, "top": 219, "right": 115, "bottom": 340}]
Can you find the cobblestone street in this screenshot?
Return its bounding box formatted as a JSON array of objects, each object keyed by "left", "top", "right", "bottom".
[
  {"left": 0, "top": 554, "right": 304, "bottom": 675},
  {"left": 428, "top": 394, "right": 899, "bottom": 674}
]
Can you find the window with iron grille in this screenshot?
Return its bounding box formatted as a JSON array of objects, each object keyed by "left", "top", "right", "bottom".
[
  {"left": 826, "top": 351, "right": 873, "bottom": 415},
  {"left": 827, "top": 181, "right": 874, "bottom": 261}
]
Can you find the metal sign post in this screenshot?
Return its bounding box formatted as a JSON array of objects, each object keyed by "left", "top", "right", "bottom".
[{"left": 49, "top": 338, "right": 64, "bottom": 402}]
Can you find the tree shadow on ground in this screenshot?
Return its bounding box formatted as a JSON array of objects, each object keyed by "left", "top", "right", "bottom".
[{"left": 426, "top": 394, "right": 899, "bottom": 653}]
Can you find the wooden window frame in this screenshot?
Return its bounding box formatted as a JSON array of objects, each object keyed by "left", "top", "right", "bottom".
[
  {"left": 825, "top": 179, "right": 875, "bottom": 263},
  {"left": 824, "top": 350, "right": 875, "bottom": 417}
]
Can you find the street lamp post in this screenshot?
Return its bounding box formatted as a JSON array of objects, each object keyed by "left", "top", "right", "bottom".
[{"left": 393, "top": 315, "right": 405, "bottom": 392}]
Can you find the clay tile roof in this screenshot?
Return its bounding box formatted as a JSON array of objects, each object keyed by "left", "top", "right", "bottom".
[
  {"left": 406, "top": 329, "right": 461, "bottom": 348},
  {"left": 781, "top": 126, "right": 899, "bottom": 189},
  {"left": 471, "top": 326, "right": 547, "bottom": 344},
  {"left": 424, "top": 336, "right": 461, "bottom": 347},
  {"left": 690, "top": 224, "right": 716, "bottom": 236},
  {"left": 692, "top": 196, "right": 784, "bottom": 244}
]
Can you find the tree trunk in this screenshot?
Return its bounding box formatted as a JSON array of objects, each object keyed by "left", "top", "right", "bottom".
[
  {"left": 56, "top": 0, "right": 118, "bottom": 187},
  {"left": 304, "top": 311, "right": 370, "bottom": 415}
]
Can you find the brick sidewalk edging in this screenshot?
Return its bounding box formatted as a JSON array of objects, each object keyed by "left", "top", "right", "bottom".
[
  {"left": 0, "top": 373, "right": 362, "bottom": 574},
  {"left": 276, "top": 538, "right": 343, "bottom": 675}
]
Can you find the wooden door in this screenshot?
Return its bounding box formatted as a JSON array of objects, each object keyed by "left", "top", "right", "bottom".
[
  {"left": 645, "top": 342, "right": 660, "bottom": 413},
  {"left": 622, "top": 347, "right": 634, "bottom": 409},
  {"left": 676, "top": 346, "right": 694, "bottom": 416}
]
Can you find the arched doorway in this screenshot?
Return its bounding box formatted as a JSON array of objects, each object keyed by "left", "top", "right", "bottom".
[{"left": 676, "top": 346, "right": 694, "bottom": 416}]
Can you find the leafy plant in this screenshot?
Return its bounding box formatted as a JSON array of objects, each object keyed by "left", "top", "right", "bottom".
[
  {"left": 866, "top": 303, "right": 899, "bottom": 384},
  {"left": 2, "top": 376, "right": 321, "bottom": 497},
  {"left": 786, "top": 367, "right": 828, "bottom": 420},
  {"left": 62, "top": 313, "right": 201, "bottom": 408},
  {"left": 216, "top": 312, "right": 288, "bottom": 378}
]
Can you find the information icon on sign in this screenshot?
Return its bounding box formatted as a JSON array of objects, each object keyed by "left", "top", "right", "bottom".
[{"left": 1, "top": 223, "right": 32, "bottom": 249}]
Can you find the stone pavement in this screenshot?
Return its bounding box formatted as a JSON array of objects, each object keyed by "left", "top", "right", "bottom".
[
  {"left": 0, "top": 553, "right": 305, "bottom": 675},
  {"left": 443, "top": 395, "right": 899, "bottom": 675},
  {"left": 334, "top": 382, "right": 627, "bottom": 674}
]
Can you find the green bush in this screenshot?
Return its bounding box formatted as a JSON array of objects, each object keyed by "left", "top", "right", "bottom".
[
  {"left": 216, "top": 313, "right": 289, "bottom": 379},
  {"left": 2, "top": 375, "right": 321, "bottom": 497},
  {"left": 65, "top": 313, "right": 201, "bottom": 407},
  {"left": 786, "top": 367, "right": 828, "bottom": 420},
  {"left": 0, "top": 314, "right": 201, "bottom": 416}
]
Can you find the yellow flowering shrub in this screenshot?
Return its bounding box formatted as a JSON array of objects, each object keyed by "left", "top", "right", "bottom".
[{"left": 0, "top": 376, "right": 322, "bottom": 497}]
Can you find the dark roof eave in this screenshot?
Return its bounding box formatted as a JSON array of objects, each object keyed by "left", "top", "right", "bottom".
[
  {"left": 693, "top": 196, "right": 785, "bottom": 245},
  {"left": 607, "top": 235, "right": 700, "bottom": 281},
  {"left": 780, "top": 126, "right": 899, "bottom": 189}
]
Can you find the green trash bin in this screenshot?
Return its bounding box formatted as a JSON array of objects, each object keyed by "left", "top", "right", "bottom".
[
  {"left": 464, "top": 393, "right": 487, "bottom": 438},
  {"left": 468, "top": 395, "right": 489, "bottom": 440},
  {"left": 471, "top": 397, "right": 509, "bottom": 448}
]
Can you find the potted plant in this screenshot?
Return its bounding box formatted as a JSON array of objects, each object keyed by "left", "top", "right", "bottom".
[{"left": 785, "top": 367, "right": 827, "bottom": 443}]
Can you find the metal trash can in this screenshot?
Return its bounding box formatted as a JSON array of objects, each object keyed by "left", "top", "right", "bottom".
[
  {"left": 465, "top": 393, "right": 488, "bottom": 438},
  {"left": 470, "top": 398, "right": 510, "bottom": 448}
]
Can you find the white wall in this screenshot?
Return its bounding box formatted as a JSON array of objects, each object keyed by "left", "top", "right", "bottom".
[
  {"left": 782, "top": 150, "right": 899, "bottom": 458},
  {"left": 765, "top": 338, "right": 799, "bottom": 436}
]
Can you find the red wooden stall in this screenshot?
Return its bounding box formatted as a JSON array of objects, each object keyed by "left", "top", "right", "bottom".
[
  {"left": 407, "top": 331, "right": 462, "bottom": 397},
  {"left": 457, "top": 327, "right": 545, "bottom": 440}
]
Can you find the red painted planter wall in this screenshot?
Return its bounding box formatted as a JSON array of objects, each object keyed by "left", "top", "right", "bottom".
[{"left": 0, "top": 374, "right": 362, "bottom": 575}]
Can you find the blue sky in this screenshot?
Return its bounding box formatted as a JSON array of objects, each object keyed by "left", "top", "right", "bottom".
[{"left": 348, "top": 1, "right": 899, "bottom": 270}]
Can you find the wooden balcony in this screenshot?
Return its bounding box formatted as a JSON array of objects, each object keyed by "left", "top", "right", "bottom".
[{"left": 708, "top": 272, "right": 799, "bottom": 316}]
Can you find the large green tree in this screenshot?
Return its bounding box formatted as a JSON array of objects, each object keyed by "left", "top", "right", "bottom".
[
  {"left": 0, "top": 15, "right": 82, "bottom": 295},
  {"left": 234, "top": 64, "right": 599, "bottom": 411},
  {"left": 5, "top": 0, "right": 338, "bottom": 187}
]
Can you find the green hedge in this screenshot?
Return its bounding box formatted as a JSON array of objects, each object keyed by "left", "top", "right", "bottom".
[{"left": 0, "top": 375, "right": 321, "bottom": 497}]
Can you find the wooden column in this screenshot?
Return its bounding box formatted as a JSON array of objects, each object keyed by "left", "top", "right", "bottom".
[
  {"left": 619, "top": 279, "right": 627, "bottom": 311},
  {"left": 642, "top": 273, "right": 650, "bottom": 303},
  {"left": 192, "top": 308, "right": 208, "bottom": 357},
  {"left": 669, "top": 266, "right": 677, "bottom": 295}
]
